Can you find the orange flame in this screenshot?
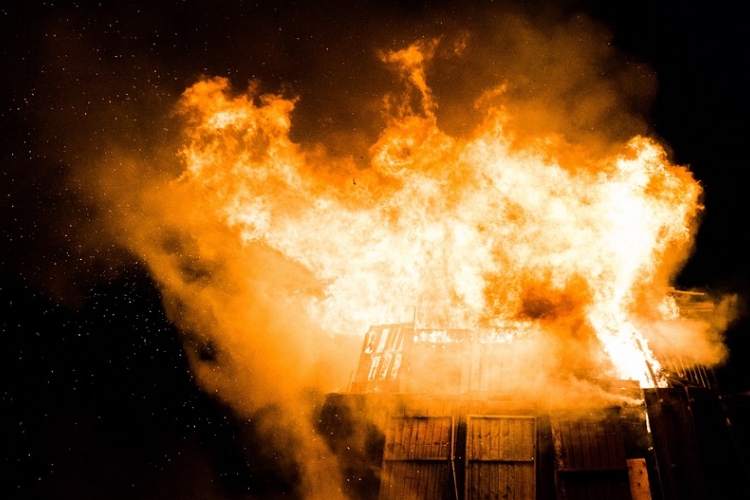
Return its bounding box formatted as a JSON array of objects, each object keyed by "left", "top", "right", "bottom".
[{"left": 176, "top": 42, "right": 702, "bottom": 388}]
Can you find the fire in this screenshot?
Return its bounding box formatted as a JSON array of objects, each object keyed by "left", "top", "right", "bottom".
[{"left": 176, "top": 41, "right": 702, "bottom": 387}]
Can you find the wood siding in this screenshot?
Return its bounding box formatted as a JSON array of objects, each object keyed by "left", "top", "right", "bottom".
[
  {"left": 551, "top": 408, "right": 632, "bottom": 500},
  {"left": 379, "top": 416, "right": 455, "bottom": 500},
  {"left": 643, "top": 389, "right": 705, "bottom": 500},
  {"left": 465, "top": 415, "right": 536, "bottom": 500}
]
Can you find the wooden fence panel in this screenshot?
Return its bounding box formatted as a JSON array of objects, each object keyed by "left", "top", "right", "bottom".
[
  {"left": 466, "top": 415, "right": 536, "bottom": 500},
  {"left": 380, "top": 416, "right": 454, "bottom": 500},
  {"left": 551, "top": 408, "right": 631, "bottom": 500}
]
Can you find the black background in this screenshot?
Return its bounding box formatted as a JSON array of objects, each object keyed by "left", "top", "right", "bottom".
[{"left": 2, "top": 1, "right": 748, "bottom": 499}]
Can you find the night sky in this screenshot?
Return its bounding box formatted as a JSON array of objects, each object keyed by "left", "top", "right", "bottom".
[{"left": 2, "top": 1, "right": 749, "bottom": 499}]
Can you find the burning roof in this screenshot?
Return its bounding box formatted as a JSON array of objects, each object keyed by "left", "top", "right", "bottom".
[{"left": 351, "top": 316, "right": 719, "bottom": 400}]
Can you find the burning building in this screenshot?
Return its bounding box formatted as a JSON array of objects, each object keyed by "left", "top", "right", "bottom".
[
  {"left": 140, "top": 41, "right": 746, "bottom": 499},
  {"left": 318, "top": 291, "right": 747, "bottom": 500},
  {"left": 80, "top": 22, "right": 745, "bottom": 500},
  {"left": 8, "top": 3, "right": 750, "bottom": 500}
]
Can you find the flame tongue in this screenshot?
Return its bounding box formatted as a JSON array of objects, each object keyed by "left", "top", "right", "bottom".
[{"left": 178, "top": 43, "right": 702, "bottom": 387}]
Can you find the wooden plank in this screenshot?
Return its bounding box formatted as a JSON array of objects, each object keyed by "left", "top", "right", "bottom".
[
  {"left": 627, "top": 458, "right": 651, "bottom": 500},
  {"left": 579, "top": 418, "right": 592, "bottom": 471},
  {"left": 606, "top": 411, "right": 627, "bottom": 469},
  {"left": 560, "top": 417, "right": 573, "bottom": 469},
  {"left": 565, "top": 418, "right": 577, "bottom": 470},
  {"left": 595, "top": 416, "right": 609, "bottom": 471},
  {"left": 466, "top": 416, "right": 536, "bottom": 500},
  {"left": 601, "top": 415, "right": 616, "bottom": 469},
  {"left": 415, "top": 417, "right": 425, "bottom": 458}
]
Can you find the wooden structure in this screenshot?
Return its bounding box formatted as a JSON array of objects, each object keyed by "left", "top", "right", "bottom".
[
  {"left": 379, "top": 415, "right": 455, "bottom": 500},
  {"left": 550, "top": 408, "right": 632, "bottom": 500},
  {"left": 351, "top": 324, "right": 530, "bottom": 395},
  {"left": 465, "top": 414, "right": 536, "bottom": 500},
  {"left": 321, "top": 322, "right": 749, "bottom": 500}
]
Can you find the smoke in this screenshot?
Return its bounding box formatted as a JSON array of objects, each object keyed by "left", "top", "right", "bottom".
[
  {"left": 647, "top": 291, "right": 738, "bottom": 366},
  {"left": 87, "top": 151, "right": 355, "bottom": 498},
  {"left": 406, "top": 10, "right": 657, "bottom": 161}
]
